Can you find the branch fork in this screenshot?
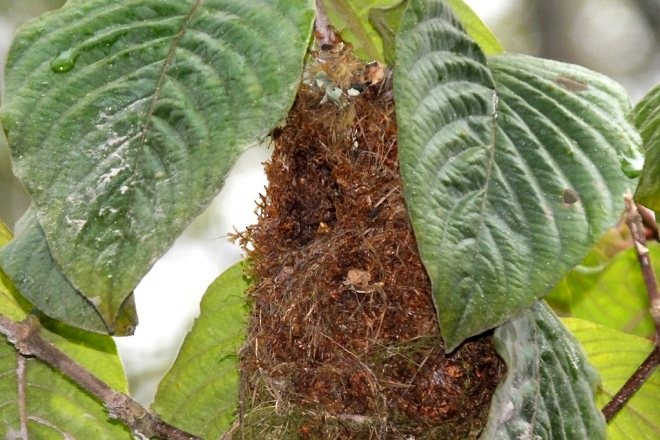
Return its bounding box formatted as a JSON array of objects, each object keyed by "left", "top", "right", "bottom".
[
  {"left": 0, "top": 314, "right": 199, "bottom": 440},
  {"left": 602, "top": 193, "right": 660, "bottom": 422}
]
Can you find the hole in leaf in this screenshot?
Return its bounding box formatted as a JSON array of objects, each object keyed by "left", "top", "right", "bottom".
[{"left": 562, "top": 188, "right": 580, "bottom": 205}]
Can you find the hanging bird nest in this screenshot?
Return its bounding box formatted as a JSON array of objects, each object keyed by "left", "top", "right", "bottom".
[{"left": 232, "top": 40, "right": 504, "bottom": 440}]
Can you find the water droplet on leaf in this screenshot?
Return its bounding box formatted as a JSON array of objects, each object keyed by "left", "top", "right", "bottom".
[
  {"left": 50, "top": 49, "right": 78, "bottom": 73},
  {"left": 620, "top": 150, "right": 645, "bottom": 179}
]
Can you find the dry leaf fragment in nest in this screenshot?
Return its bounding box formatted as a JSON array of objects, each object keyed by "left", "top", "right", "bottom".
[
  {"left": 364, "top": 61, "right": 385, "bottom": 85},
  {"left": 344, "top": 268, "right": 385, "bottom": 294}
]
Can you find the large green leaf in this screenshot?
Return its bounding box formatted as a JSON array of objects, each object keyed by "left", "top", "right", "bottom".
[
  {"left": 445, "top": 0, "right": 503, "bottom": 55},
  {"left": 481, "top": 302, "right": 605, "bottom": 440},
  {"left": 368, "top": 0, "right": 409, "bottom": 65},
  {"left": 0, "top": 227, "right": 130, "bottom": 438},
  {"left": 547, "top": 242, "right": 657, "bottom": 338},
  {"left": 634, "top": 83, "right": 660, "bottom": 212},
  {"left": 0, "top": 208, "right": 137, "bottom": 334},
  {"left": 563, "top": 318, "right": 660, "bottom": 440},
  {"left": 0, "top": 208, "right": 107, "bottom": 332},
  {"left": 1, "top": 0, "right": 313, "bottom": 331},
  {"left": 321, "top": 0, "right": 402, "bottom": 62},
  {"left": 152, "top": 261, "right": 249, "bottom": 438},
  {"left": 394, "top": 0, "right": 642, "bottom": 351}
]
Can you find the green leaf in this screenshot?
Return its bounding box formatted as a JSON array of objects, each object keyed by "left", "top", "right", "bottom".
[
  {"left": 0, "top": 223, "right": 33, "bottom": 323},
  {"left": 562, "top": 318, "right": 660, "bottom": 439},
  {"left": 322, "top": 0, "right": 402, "bottom": 62},
  {"left": 368, "top": 0, "right": 409, "bottom": 65},
  {"left": 152, "top": 261, "right": 249, "bottom": 438},
  {"left": 0, "top": 221, "right": 11, "bottom": 245},
  {"left": 445, "top": 0, "right": 503, "bottom": 55},
  {"left": 545, "top": 226, "right": 629, "bottom": 315},
  {"left": 1, "top": 0, "right": 313, "bottom": 330},
  {"left": 634, "top": 83, "right": 660, "bottom": 212},
  {"left": 0, "top": 208, "right": 137, "bottom": 335},
  {"left": 0, "top": 229, "right": 130, "bottom": 438},
  {"left": 395, "top": 0, "right": 642, "bottom": 351},
  {"left": 331, "top": 0, "right": 502, "bottom": 65},
  {"left": 547, "top": 242, "right": 657, "bottom": 338},
  {"left": 481, "top": 302, "right": 606, "bottom": 440}
]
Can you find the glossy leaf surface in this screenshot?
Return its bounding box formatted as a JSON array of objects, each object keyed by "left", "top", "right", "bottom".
[
  {"left": 1, "top": 0, "right": 313, "bottom": 331},
  {"left": 0, "top": 208, "right": 137, "bottom": 334},
  {"left": 395, "top": 0, "right": 642, "bottom": 350},
  {"left": 481, "top": 302, "right": 605, "bottom": 440}
]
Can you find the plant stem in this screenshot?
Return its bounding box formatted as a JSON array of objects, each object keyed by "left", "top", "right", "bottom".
[
  {"left": 602, "top": 193, "right": 660, "bottom": 422},
  {"left": 624, "top": 193, "right": 660, "bottom": 345},
  {"left": 17, "top": 355, "right": 28, "bottom": 440},
  {"left": 601, "top": 347, "right": 659, "bottom": 422},
  {"left": 314, "top": 0, "right": 340, "bottom": 49},
  {"left": 0, "top": 314, "right": 199, "bottom": 440}
]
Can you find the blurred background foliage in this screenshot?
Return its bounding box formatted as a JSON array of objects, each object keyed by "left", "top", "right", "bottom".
[{"left": 0, "top": 0, "right": 658, "bottom": 404}]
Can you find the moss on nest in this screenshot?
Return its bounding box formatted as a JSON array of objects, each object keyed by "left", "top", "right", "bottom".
[{"left": 233, "top": 40, "right": 504, "bottom": 440}]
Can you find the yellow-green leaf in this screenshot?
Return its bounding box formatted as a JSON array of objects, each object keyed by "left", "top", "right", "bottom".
[
  {"left": 446, "top": 0, "right": 503, "bottom": 54},
  {"left": 152, "top": 262, "right": 249, "bottom": 438},
  {"left": 563, "top": 318, "right": 660, "bottom": 440}
]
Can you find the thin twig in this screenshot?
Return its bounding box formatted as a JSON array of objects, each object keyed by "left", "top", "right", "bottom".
[
  {"left": 0, "top": 314, "right": 199, "bottom": 440},
  {"left": 17, "top": 355, "right": 28, "bottom": 440},
  {"left": 624, "top": 193, "right": 660, "bottom": 345},
  {"left": 602, "top": 347, "right": 659, "bottom": 422},
  {"left": 602, "top": 193, "right": 660, "bottom": 422}
]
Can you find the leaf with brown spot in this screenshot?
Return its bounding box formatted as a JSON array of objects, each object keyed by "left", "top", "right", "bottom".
[{"left": 395, "top": 0, "right": 643, "bottom": 350}]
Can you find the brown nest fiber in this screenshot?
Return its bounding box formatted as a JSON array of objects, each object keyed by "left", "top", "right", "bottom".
[{"left": 234, "top": 43, "right": 504, "bottom": 439}]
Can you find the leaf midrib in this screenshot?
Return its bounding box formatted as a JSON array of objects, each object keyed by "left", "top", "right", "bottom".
[
  {"left": 132, "top": 0, "right": 205, "bottom": 176},
  {"left": 453, "top": 90, "right": 499, "bottom": 338}
]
